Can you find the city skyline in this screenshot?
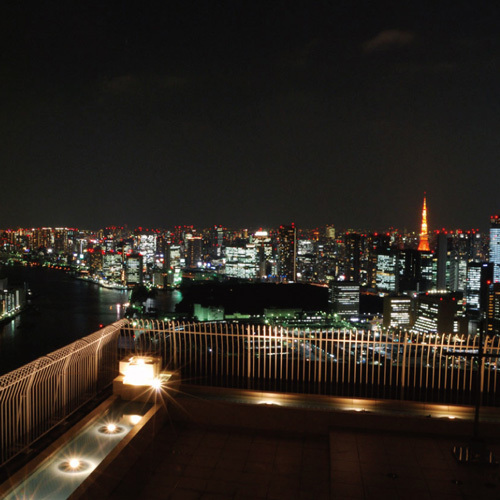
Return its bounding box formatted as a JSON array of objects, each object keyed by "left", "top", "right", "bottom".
[{"left": 1, "top": 3, "right": 499, "bottom": 230}]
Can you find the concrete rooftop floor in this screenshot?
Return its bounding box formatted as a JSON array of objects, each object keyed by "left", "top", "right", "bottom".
[{"left": 105, "top": 389, "right": 500, "bottom": 500}]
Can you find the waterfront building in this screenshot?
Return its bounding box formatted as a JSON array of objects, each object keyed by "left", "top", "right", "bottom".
[
  {"left": 87, "top": 246, "right": 104, "bottom": 274},
  {"left": 490, "top": 215, "right": 500, "bottom": 283},
  {"left": 193, "top": 303, "right": 225, "bottom": 321},
  {"left": 125, "top": 253, "right": 143, "bottom": 286},
  {"left": 102, "top": 252, "right": 123, "bottom": 282}
]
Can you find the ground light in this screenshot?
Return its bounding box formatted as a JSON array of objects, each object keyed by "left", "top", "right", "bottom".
[{"left": 58, "top": 458, "right": 92, "bottom": 474}]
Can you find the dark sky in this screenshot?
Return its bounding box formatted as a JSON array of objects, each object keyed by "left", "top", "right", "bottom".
[{"left": 1, "top": 1, "right": 499, "bottom": 231}]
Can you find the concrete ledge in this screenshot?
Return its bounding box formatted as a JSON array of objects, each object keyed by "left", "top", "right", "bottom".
[
  {"left": 70, "top": 401, "right": 166, "bottom": 500},
  {"left": 0, "top": 396, "right": 118, "bottom": 499},
  {"left": 170, "top": 385, "right": 500, "bottom": 440}
]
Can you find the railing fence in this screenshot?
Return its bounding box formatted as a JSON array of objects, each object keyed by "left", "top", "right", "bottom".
[
  {"left": 0, "top": 319, "right": 126, "bottom": 468},
  {"left": 2, "top": 318, "right": 500, "bottom": 469},
  {"left": 120, "top": 320, "right": 500, "bottom": 405}
]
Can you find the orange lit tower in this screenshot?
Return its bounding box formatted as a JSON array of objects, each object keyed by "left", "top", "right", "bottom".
[{"left": 417, "top": 193, "right": 430, "bottom": 252}]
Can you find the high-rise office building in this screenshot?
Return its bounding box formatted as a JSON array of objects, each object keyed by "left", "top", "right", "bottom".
[
  {"left": 436, "top": 231, "right": 448, "bottom": 290},
  {"left": 224, "top": 245, "right": 258, "bottom": 279},
  {"left": 490, "top": 215, "right": 500, "bottom": 283},
  {"left": 487, "top": 283, "right": 500, "bottom": 335},
  {"left": 466, "top": 262, "right": 483, "bottom": 312},
  {"left": 330, "top": 281, "right": 360, "bottom": 318},
  {"left": 376, "top": 251, "right": 398, "bottom": 292},
  {"left": 383, "top": 295, "right": 413, "bottom": 329},
  {"left": 325, "top": 225, "right": 336, "bottom": 240},
  {"left": 185, "top": 236, "right": 203, "bottom": 268},
  {"left": 465, "top": 262, "right": 493, "bottom": 315},
  {"left": 412, "top": 292, "right": 459, "bottom": 334},
  {"left": 125, "top": 253, "right": 143, "bottom": 286},
  {"left": 344, "top": 232, "right": 361, "bottom": 282},
  {"left": 278, "top": 224, "right": 297, "bottom": 282}
]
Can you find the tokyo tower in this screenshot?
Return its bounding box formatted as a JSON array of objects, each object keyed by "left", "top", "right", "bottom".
[{"left": 417, "top": 193, "right": 430, "bottom": 252}]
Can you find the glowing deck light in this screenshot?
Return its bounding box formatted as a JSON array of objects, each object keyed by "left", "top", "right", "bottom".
[
  {"left": 107, "top": 423, "right": 117, "bottom": 433},
  {"left": 69, "top": 459, "right": 80, "bottom": 470},
  {"left": 58, "top": 457, "right": 92, "bottom": 474},
  {"left": 151, "top": 378, "right": 162, "bottom": 390},
  {"left": 129, "top": 415, "right": 142, "bottom": 425},
  {"left": 258, "top": 400, "right": 281, "bottom": 406},
  {"left": 122, "top": 356, "right": 160, "bottom": 386}
]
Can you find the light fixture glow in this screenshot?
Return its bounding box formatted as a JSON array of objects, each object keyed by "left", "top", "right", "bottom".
[
  {"left": 122, "top": 356, "right": 157, "bottom": 386},
  {"left": 69, "top": 459, "right": 80, "bottom": 470},
  {"left": 107, "top": 423, "right": 117, "bottom": 433},
  {"left": 129, "top": 415, "right": 142, "bottom": 425}
]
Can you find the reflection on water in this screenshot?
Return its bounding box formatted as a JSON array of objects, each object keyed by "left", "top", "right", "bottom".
[{"left": 0, "top": 266, "right": 181, "bottom": 375}]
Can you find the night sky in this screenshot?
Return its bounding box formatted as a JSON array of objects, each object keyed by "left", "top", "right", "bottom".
[{"left": 1, "top": 2, "right": 499, "bottom": 231}]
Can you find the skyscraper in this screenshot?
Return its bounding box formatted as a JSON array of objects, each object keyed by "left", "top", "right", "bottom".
[
  {"left": 490, "top": 215, "right": 500, "bottom": 283},
  {"left": 417, "top": 194, "right": 430, "bottom": 252},
  {"left": 278, "top": 224, "right": 297, "bottom": 282}
]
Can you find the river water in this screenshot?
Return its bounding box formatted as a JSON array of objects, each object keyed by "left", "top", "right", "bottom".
[{"left": 0, "top": 265, "right": 182, "bottom": 376}]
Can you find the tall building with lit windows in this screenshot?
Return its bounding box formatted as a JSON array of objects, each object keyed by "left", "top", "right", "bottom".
[
  {"left": 224, "top": 245, "right": 258, "bottom": 279},
  {"left": 278, "top": 224, "right": 297, "bottom": 282},
  {"left": 490, "top": 215, "right": 500, "bottom": 283},
  {"left": 185, "top": 236, "right": 203, "bottom": 268},
  {"left": 412, "top": 292, "right": 459, "bottom": 334},
  {"left": 330, "top": 281, "right": 360, "bottom": 318},
  {"left": 383, "top": 295, "right": 413, "bottom": 329},
  {"left": 125, "top": 253, "right": 143, "bottom": 286},
  {"left": 487, "top": 283, "right": 500, "bottom": 335},
  {"left": 376, "top": 251, "right": 398, "bottom": 292}
]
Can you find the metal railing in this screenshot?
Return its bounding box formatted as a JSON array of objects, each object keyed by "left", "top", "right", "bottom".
[
  {"left": 0, "top": 319, "right": 127, "bottom": 468},
  {"left": 2, "top": 318, "right": 500, "bottom": 468},
  {"left": 121, "top": 320, "right": 500, "bottom": 405}
]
